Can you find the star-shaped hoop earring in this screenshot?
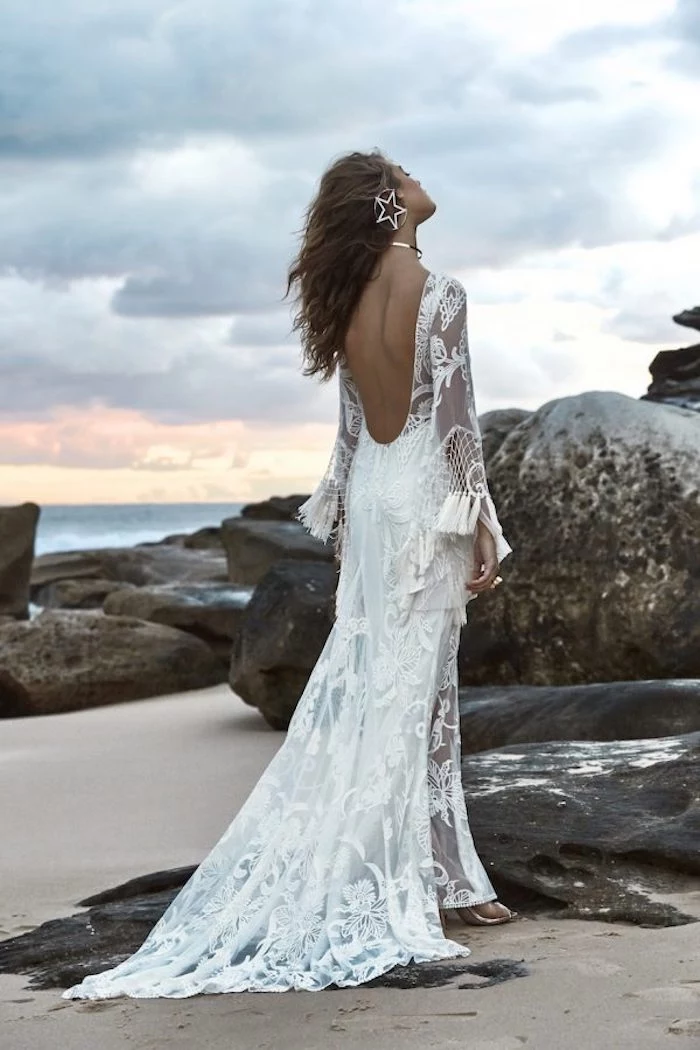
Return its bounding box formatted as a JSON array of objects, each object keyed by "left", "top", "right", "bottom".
[{"left": 374, "top": 188, "right": 407, "bottom": 230}]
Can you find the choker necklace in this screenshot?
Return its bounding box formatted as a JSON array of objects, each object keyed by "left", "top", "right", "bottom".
[{"left": 391, "top": 241, "right": 423, "bottom": 260}]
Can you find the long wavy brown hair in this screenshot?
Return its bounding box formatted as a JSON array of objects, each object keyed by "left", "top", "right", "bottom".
[{"left": 286, "top": 149, "right": 401, "bottom": 382}]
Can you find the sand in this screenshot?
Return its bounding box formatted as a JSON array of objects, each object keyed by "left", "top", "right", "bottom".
[{"left": 1, "top": 685, "right": 699, "bottom": 1049}]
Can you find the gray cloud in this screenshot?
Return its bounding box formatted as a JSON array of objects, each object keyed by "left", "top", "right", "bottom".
[
  {"left": 0, "top": 1, "right": 686, "bottom": 320},
  {"left": 112, "top": 265, "right": 283, "bottom": 319},
  {"left": 0, "top": 348, "right": 317, "bottom": 425},
  {"left": 228, "top": 313, "right": 296, "bottom": 347},
  {"left": 666, "top": 0, "right": 700, "bottom": 75},
  {"left": 553, "top": 21, "right": 657, "bottom": 61},
  {"left": 544, "top": 2, "right": 700, "bottom": 83},
  {"left": 0, "top": 0, "right": 481, "bottom": 158},
  {"left": 497, "top": 70, "right": 599, "bottom": 105},
  {"left": 0, "top": 157, "right": 299, "bottom": 316},
  {"left": 602, "top": 308, "right": 696, "bottom": 346},
  {"left": 405, "top": 101, "right": 673, "bottom": 272},
  {"left": 0, "top": 0, "right": 696, "bottom": 436}
]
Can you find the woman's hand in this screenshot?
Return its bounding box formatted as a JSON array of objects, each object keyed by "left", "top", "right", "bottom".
[{"left": 466, "top": 520, "right": 501, "bottom": 594}]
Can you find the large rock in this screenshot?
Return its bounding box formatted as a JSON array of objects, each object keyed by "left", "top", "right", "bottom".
[
  {"left": 642, "top": 344, "right": 700, "bottom": 412},
  {"left": 641, "top": 304, "right": 700, "bottom": 413},
  {"left": 463, "top": 731, "right": 700, "bottom": 925},
  {"left": 33, "top": 577, "right": 135, "bottom": 610},
  {"left": 479, "top": 408, "right": 532, "bottom": 464},
  {"left": 221, "top": 517, "right": 332, "bottom": 586},
  {"left": 182, "top": 526, "right": 224, "bottom": 550},
  {"left": 0, "top": 503, "right": 40, "bottom": 619},
  {"left": 473, "top": 391, "right": 700, "bottom": 686},
  {"left": 229, "top": 559, "right": 337, "bottom": 729},
  {"left": 30, "top": 544, "right": 228, "bottom": 599},
  {"left": 0, "top": 609, "right": 225, "bottom": 717},
  {"left": 673, "top": 306, "right": 700, "bottom": 331},
  {"left": 459, "top": 679, "right": 700, "bottom": 754},
  {"left": 104, "top": 583, "right": 253, "bottom": 663},
  {"left": 146, "top": 526, "right": 224, "bottom": 550},
  {"left": 240, "top": 494, "right": 308, "bottom": 521}
]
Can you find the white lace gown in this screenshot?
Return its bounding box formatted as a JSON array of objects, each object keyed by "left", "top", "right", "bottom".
[{"left": 62, "top": 271, "right": 513, "bottom": 999}]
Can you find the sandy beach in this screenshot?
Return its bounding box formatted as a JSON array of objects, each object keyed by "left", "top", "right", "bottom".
[{"left": 1, "top": 685, "right": 698, "bottom": 1049}]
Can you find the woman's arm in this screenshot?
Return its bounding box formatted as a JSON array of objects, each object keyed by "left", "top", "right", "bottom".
[
  {"left": 296, "top": 360, "right": 362, "bottom": 561},
  {"left": 429, "top": 276, "right": 512, "bottom": 564}
]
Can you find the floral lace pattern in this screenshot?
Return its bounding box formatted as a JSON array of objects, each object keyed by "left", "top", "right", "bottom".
[
  {"left": 298, "top": 272, "right": 513, "bottom": 571},
  {"left": 61, "top": 271, "right": 512, "bottom": 1000}
]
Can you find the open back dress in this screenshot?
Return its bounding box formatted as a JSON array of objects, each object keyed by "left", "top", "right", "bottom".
[{"left": 62, "top": 270, "right": 513, "bottom": 999}]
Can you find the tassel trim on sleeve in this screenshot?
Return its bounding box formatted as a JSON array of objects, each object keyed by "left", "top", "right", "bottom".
[
  {"left": 433, "top": 489, "right": 483, "bottom": 536},
  {"left": 433, "top": 489, "right": 513, "bottom": 564},
  {"left": 477, "top": 493, "right": 514, "bottom": 564},
  {"left": 296, "top": 478, "right": 340, "bottom": 542}
]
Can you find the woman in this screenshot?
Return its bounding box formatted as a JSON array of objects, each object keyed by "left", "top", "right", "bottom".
[{"left": 61, "top": 149, "right": 515, "bottom": 1000}]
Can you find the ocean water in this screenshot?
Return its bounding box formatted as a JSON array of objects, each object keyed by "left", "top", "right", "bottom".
[{"left": 35, "top": 503, "right": 244, "bottom": 557}]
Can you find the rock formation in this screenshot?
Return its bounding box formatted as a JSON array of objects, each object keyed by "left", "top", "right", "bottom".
[
  {"left": 0, "top": 609, "right": 226, "bottom": 717},
  {"left": 463, "top": 390, "right": 700, "bottom": 685},
  {"left": 30, "top": 543, "right": 228, "bottom": 602},
  {"left": 229, "top": 559, "right": 337, "bottom": 728},
  {"left": 104, "top": 583, "right": 253, "bottom": 664},
  {"left": 462, "top": 731, "right": 699, "bottom": 925},
  {"left": 221, "top": 517, "right": 333, "bottom": 586},
  {"left": 0, "top": 503, "right": 40, "bottom": 618},
  {"left": 641, "top": 305, "right": 700, "bottom": 412},
  {"left": 458, "top": 679, "right": 700, "bottom": 754}
]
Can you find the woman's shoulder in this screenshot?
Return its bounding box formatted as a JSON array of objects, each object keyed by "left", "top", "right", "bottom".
[
  {"left": 428, "top": 270, "right": 467, "bottom": 297},
  {"left": 422, "top": 272, "right": 468, "bottom": 322}
]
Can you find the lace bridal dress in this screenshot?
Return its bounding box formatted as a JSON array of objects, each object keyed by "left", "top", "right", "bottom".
[{"left": 62, "top": 271, "right": 512, "bottom": 1000}]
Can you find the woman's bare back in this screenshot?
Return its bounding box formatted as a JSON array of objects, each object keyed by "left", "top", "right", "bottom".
[{"left": 343, "top": 259, "right": 430, "bottom": 445}]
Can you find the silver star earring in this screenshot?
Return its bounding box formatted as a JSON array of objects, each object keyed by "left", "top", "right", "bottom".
[{"left": 373, "top": 188, "right": 407, "bottom": 230}]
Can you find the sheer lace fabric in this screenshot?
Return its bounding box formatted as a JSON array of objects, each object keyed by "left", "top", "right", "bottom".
[
  {"left": 298, "top": 272, "right": 512, "bottom": 580},
  {"left": 61, "top": 271, "right": 513, "bottom": 1000}
]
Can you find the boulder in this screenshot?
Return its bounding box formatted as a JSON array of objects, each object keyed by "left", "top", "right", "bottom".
[
  {"left": 642, "top": 344, "right": 700, "bottom": 412},
  {"left": 672, "top": 306, "right": 700, "bottom": 332},
  {"left": 240, "top": 494, "right": 308, "bottom": 521},
  {"left": 104, "top": 583, "right": 253, "bottom": 663},
  {"left": 0, "top": 503, "right": 40, "bottom": 618},
  {"left": 221, "top": 517, "right": 332, "bottom": 586},
  {"left": 145, "top": 526, "right": 223, "bottom": 550},
  {"left": 470, "top": 391, "right": 700, "bottom": 686},
  {"left": 30, "top": 544, "right": 228, "bottom": 599},
  {"left": 641, "top": 304, "right": 700, "bottom": 413},
  {"left": 459, "top": 679, "right": 700, "bottom": 754},
  {"left": 229, "top": 559, "right": 337, "bottom": 729},
  {"left": 33, "top": 577, "right": 134, "bottom": 610},
  {"left": 479, "top": 408, "right": 532, "bottom": 464},
  {"left": 141, "top": 532, "right": 188, "bottom": 547},
  {"left": 183, "top": 526, "right": 224, "bottom": 550},
  {"left": 0, "top": 609, "right": 225, "bottom": 717},
  {"left": 463, "top": 731, "right": 700, "bottom": 925}
]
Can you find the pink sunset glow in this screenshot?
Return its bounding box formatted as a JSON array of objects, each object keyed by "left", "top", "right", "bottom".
[{"left": 0, "top": 406, "right": 335, "bottom": 505}]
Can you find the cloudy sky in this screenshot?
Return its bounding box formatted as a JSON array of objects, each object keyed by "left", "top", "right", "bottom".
[{"left": 0, "top": 0, "right": 698, "bottom": 505}]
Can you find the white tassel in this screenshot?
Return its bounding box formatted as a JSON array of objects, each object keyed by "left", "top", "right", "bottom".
[
  {"left": 296, "top": 480, "right": 339, "bottom": 541},
  {"left": 433, "top": 490, "right": 481, "bottom": 535},
  {"left": 395, "top": 523, "right": 437, "bottom": 598},
  {"left": 416, "top": 529, "right": 435, "bottom": 579}
]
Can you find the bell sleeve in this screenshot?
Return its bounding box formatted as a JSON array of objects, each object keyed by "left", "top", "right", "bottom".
[
  {"left": 295, "top": 360, "right": 362, "bottom": 560},
  {"left": 429, "top": 277, "right": 513, "bottom": 564}
]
